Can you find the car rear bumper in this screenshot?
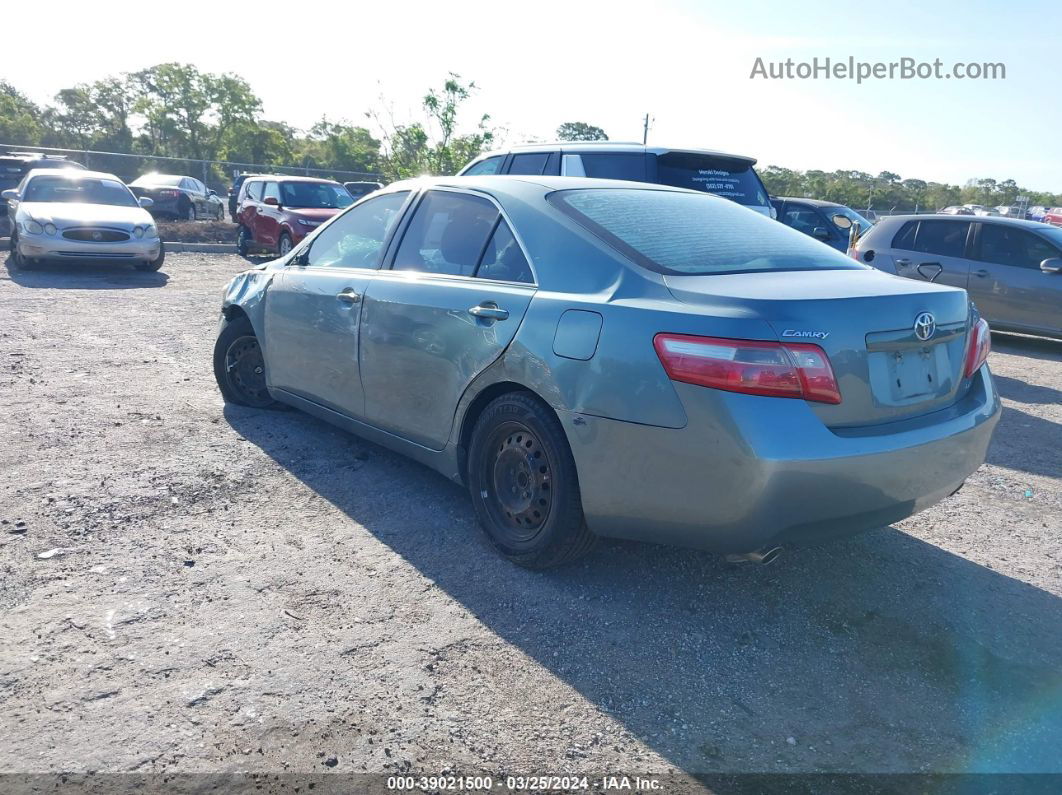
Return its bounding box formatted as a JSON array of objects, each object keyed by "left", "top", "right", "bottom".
[
  {"left": 18, "top": 235, "right": 161, "bottom": 262},
  {"left": 562, "top": 366, "right": 1000, "bottom": 553}
]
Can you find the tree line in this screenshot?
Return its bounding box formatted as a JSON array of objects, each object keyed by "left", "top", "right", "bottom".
[{"left": 2, "top": 64, "right": 1058, "bottom": 208}]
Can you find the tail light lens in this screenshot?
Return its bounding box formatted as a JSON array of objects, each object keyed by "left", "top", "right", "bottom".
[
  {"left": 964, "top": 318, "right": 991, "bottom": 377},
  {"left": 653, "top": 333, "right": 841, "bottom": 404},
  {"left": 159, "top": 190, "right": 179, "bottom": 198}
]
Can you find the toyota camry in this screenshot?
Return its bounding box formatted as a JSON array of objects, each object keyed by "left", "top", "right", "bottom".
[{"left": 213, "top": 176, "right": 1000, "bottom": 568}]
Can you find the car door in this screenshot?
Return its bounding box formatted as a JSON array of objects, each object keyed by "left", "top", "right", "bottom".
[
  {"left": 262, "top": 190, "right": 412, "bottom": 416},
  {"left": 257, "top": 181, "right": 282, "bottom": 248},
  {"left": 358, "top": 188, "right": 537, "bottom": 450},
  {"left": 778, "top": 202, "right": 843, "bottom": 250},
  {"left": 968, "top": 222, "right": 1062, "bottom": 333},
  {"left": 890, "top": 218, "right": 973, "bottom": 289}
]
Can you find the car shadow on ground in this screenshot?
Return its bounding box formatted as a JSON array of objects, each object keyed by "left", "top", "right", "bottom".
[
  {"left": 2, "top": 254, "right": 168, "bottom": 289},
  {"left": 991, "top": 332, "right": 1062, "bottom": 363},
  {"left": 226, "top": 405, "right": 1062, "bottom": 775}
]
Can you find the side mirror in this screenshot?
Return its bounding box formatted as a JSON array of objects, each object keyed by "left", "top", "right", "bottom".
[
  {"left": 138, "top": 196, "right": 154, "bottom": 209},
  {"left": 1, "top": 189, "right": 19, "bottom": 202},
  {"left": 831, "top": 214, "right": 853, "bottom": 229},
  {"left": 208, "top": 189, "right": 217, "bottom": 197},
  {"left": 1041, "top": 258, "right": 1062, "bottom": 274},
  {"left": 263, "top": 197, "right": 280, "bottom": 207},
  {"left": 811, "top": 226, "right": 832, "bottom": 241}
]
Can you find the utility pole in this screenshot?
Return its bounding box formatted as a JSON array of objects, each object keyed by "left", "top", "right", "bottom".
[{"left": 642, "top": 113, "right": 652, "bottom": 145}]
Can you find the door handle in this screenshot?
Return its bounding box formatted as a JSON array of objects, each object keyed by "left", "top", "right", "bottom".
[
  {"left": 336, "top": 288, "right": 361, "bottom": 304},
  {"left": 972, "top": 269, "right": 990, "bottom": 278},
  {"left": 917, "top": 262, "right": 943, "bottom": 281},
  {"left": 468, "top": 303, "right": 509, "bottom": 321},
  {"left": 895, "top": 258, "right": 912, "bottom": 267}
]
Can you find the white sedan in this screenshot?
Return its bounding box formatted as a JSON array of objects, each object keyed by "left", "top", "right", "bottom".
[{"left": 3, "top": 169, "right": 164, "bottom": 271}]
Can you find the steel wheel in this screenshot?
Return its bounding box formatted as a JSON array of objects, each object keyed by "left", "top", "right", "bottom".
[
  {"left": 278, "top": 234, "right": 292, "bottom": 256},
  {"left": 222, "top": 335, "right": 272, "bottom": 407},
  {"left": 482, "top": 421, "right": 553, "bottom": 543}
]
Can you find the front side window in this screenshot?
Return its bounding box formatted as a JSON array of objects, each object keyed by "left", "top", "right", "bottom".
[
  {"left": 23, "top": 176, "right": 139, "bottom": 207},
  {"left": 914, "top": 220, "right": 970, "bottom": 258},
  {"left": 781, "top": 205, "right": 826, "bottom": 236},
  {"left": 462, "top": 156, "right": 503, "bottom": 176},
  {"left": 393, "top": 191, "right": 499, "bottom": 276},
  {"left": 279, "top": 181, "right": 353, "bottom": 209},
  {"left": 552, "top": 188, "right": 864, "bottom": 275},
  {"left": 305, "top": 191, "right": 409, "bottom": 269},
  {"left": 979, "top": 224, "right": 1061, "bottom": 269}
]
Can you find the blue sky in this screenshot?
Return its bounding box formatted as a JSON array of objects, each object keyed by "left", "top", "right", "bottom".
[{"left": 7, "top": 0, "right": 1059, "bottom": 191}]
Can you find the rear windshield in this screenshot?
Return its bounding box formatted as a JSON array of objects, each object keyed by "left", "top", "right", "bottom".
[
  {"left": 23, "top": 176, "right": 139, "bottom": 207},
  {"left": 551, "top": 188, "right": 866, "bottom": 276},
  {"left": 131, "top": 174, "right": 182, "bottom": 187},
  {"left": 654, "top": 153, "right": 769, "bottom": 208},
  {"left": 279, "top": 181, "right": 353, "bottom": 209}
]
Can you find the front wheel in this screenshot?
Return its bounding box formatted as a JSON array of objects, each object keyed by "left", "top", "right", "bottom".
[
  {"left": 212, "top": 315, "right": 277, "bottom": 409},
  {"left": 7, "top": 234, "right": 30, "bottom": 270},
  {"left": 277, "top": 233, "right": 293, "bottom": 257},
  {"left": 135, "top": 242, "right": 165, "bottom": 272},
  {"left": 467, "top": 392, "right": 594, "bottom": 568},
  {"left": 236, "top": 226, "right": 251, "bottom": 257}
]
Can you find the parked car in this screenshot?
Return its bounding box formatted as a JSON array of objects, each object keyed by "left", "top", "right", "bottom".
[
  {"left": 995, "top": 206, "right": 1027, "bottom": 220},
  {"left": 852, "top": 214, "right": 1062, "bottom": 339},
  {"left": 228, "top": 173, "right": 262, "bottom": 221},
  {"left": 459, "top": 142, "right": 776, "bottom": 217},
  {"left": 1028, "top": 206, "right": 1048, "bottom": 223},
  {"left": 940, "top": 206, "right": 975, "bottom": 215},
  {"left": 235, "top": 176, "right": 354, "bottom": 256},
  {"left": 963, "top": 204, "right": 1000, "bottom": 217},
  {"left": 2, "top": 153, "right": 85, "bottom": 233},
  {"left": 1044, "top": 207, "right": 1062, "bottom": 227},
  {"left": 213, "top": 176, "right": 999, "bottom": 568},
  {"left": 344, "top": 181, "right": 384, "bottom": 201},
  {"left": 3, "top": 169, "right": 163, "bottom": 271},
  {"left": 128, "top": 173, "right": 225, "bottom": 221},
  {"left": 770, "top": 197, "right": 874, "bottom": 252}
]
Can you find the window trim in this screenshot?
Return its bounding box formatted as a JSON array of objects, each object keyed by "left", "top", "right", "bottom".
[
  {"left": 971, "top": 220, "right": 1062, "bottom": 268},
  {"left": 380, "top": 186, "right": 538, "bottom": 287}
]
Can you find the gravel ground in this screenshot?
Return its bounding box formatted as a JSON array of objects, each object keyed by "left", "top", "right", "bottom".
[{"left": 0, "top": 254, "right": 1059, "bottom": 788}]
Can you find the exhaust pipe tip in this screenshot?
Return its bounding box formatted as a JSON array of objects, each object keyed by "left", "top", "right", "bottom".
[{"left": 726, "top": 546, "right": 783, "bottom": 566}]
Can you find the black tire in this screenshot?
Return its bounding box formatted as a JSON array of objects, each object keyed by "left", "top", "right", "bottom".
[
  {"left": 213, "top": 315, "right": 278, "bottom": 409},
  {"left": 236, "top": 226, "right": 251, "bottom": 257},
  {"left": 184, "top": 201, "right": 196, "bottom": 221},
  {"left": 7, "top": 234, "right": 32, "bottom": 270},
  {"left": 215, "top": 205, "right": 224, "bottom": 221},
  {"left": 135, "top": 242, "right": 165, "bottom": 272},
  {"left": 467, "top": 392, "right": 594, "bottom": 568},
  {"left": 277, "top": 232, "right": 293, "bottom": 257}
]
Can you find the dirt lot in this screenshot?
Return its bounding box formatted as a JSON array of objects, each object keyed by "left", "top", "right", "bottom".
[{"left": 0, "top": 254, "right": 1059, "bottom": 788}]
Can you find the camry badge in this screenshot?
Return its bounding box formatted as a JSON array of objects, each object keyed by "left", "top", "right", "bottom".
[
  {"left": 914, "top": 312, "right": 936, "bottom": 341},
  {"left": 782, "top": 329, "right": 829, "bottom": 340}
]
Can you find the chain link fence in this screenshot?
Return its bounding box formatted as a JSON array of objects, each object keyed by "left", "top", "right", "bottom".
[{"left": 1, "top": 143, "right": 383, "bottom": 194}]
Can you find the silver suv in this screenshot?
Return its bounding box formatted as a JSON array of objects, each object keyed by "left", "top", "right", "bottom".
[
  {"left": 854, "top": 214, "right": 1062, "bottom": 339},
  {"left": 459, "top": 142, "right": 775, "bottom": 217}
]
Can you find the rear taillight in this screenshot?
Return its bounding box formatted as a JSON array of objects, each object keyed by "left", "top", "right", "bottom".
[
  {"left": 159, "top": 190, "right": 179, "bottom": 198},
  {"left": 653, "top": 333, "right": 842, "bottom": 404},
  {"left": 964, "top": 318, "right": 991, "bottom": 377}
]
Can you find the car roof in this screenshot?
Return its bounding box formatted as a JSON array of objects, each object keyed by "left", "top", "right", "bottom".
[
  {"left": 245, "top": 174, "right": 341, "bottom": 184},
  {"left": 385, "top": 174, "right": 707, "bottom": 201},
  {"left": 23, "top": 168, "right": 124, "bottom": 182},
  {"left": 773, "top": 196, "right": 847, "bottom": 208},
  {"left": 474, "top": 141, "right": 758, "bottom": 164},
  {"left": 876, "top": 213, "right": 1054, "bottom": 231}
]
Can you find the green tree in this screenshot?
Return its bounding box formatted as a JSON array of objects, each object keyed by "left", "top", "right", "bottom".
[
  {"left": 0, "top": 81, "right": 44, "bottom": 145},
  {"left": 556, "top": 122, "right": 608, "bottom": 141}
]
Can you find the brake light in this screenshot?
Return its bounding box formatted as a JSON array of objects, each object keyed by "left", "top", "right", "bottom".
[
  {"left": 963, "top": 318, "right": 991, "bottom": 377},
  {"left": 159, "top": 190, "right": 179, "bottom": 197},
  {"left": 653, "top": 334, "right": 841, "bottom": 404}
]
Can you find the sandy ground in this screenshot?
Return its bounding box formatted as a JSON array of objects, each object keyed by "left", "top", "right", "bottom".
[{"left": 0, "top": 254, "right": 1059, "bottom": 789}]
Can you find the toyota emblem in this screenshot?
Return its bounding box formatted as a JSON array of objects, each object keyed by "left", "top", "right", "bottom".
[{"left": 914, "top": 312, "right": 936, "bottom": 341}]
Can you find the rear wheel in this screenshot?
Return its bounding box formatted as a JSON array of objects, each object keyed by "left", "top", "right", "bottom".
[
  {"left": 184, "top": 202, "right": 196, "bottom": 221},
  {"left": 277, "top": 233, "right": 293, "bottom": 257},
  {"left": 212, "top": 315, "right": 277, "bottom": 409},
  {"left": 215, "top": 205, "right": 225, "bottom": 221},
  {"left": 236, "top": 226, "right": 251, "bottom": 256},
  {"left": 467, "top": 392, "right": 594, "bottom": 568}
]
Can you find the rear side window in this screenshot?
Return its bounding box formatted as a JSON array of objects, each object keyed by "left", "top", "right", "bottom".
[
  {"left": 978, "top": 224, "right": 1061, "bottom": 269},
  {"left": 891, "top": 221, "right": 918, "bottom": 250},
  {"left": 552, "top": 188, "right": 865, "bottom": 276},
  {"left": 477, "top": 221, "right": 533, "bottom": 283},
  {"left": 579, "top": 153, "right": 647, "bottom": 181},
  {"left": 509, "top": 153, "right": 551, "bottom": 175},
  {"left": 914, "top": 220, "right": 970, "bottom": 258},
  {"left": 262, "top": 182, "right": 280, "bottom": 203},
  {"left": 781, "top": 205, "right": 826, "bottom": 235},
  {"left": 462, "top": 156, "right": 503, "bottom": 176},
  {"left": 394, "top": 191, "right": 499, "bottom": 276},
  {"left": 655, "top": 153, "right": 768, "bottom": 208}
]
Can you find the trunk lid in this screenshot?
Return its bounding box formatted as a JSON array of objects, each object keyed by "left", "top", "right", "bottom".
[{"left": 663, "top": 269, "right": 972, "bottom": 427}]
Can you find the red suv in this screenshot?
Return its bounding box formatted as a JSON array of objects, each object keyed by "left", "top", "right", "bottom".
[{"left": 235, "top": 176, "right": 354, "bottom": 256}]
